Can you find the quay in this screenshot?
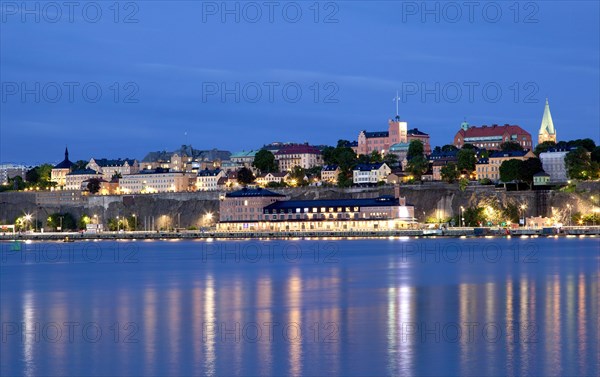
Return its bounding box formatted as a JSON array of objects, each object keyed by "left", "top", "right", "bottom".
[{"left": 1, "top": 226, "right": 598, "bottom": 241}]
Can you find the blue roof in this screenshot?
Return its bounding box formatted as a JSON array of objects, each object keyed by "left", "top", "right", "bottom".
[
  {"left": 364, "top": 131, "right": 389, "bottom": 138},
  {"left": 429, "top": 150, "right": 458, "bottom": 159},
  {"left": 322, "top": 165, "right": 339, "bottom": 171},
  {"left": 198, "top": 168, "right": 222, "bottom": 176},
  {"left": 407, "top": 128, "right": 429, "bottom": 136},
  {"left": 489, "top": 150, "right": 529, "bottom": 158},
  {"left": 67, "top": 169, "right": 99, "bottom": 176},
  {"left": 264, "top": 196, "right": 400, "bottom": 211},
  {"left": 226, "top": 187, "right": 285, "bottom": 198},
  {"left": 354, "top": 163, "right": 386, "bottom": 171},
  {"left": 92, "top": 158, "right": 137, "bottom": 167}
]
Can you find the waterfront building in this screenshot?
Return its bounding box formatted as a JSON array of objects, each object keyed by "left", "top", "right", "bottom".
[
  {"left": 275, "top": 144, "right": 323, "bottom": 171},
  {"left": 0, "top": 164, "right": 30, "bottom": 184},
  {"left": 119, "top": 169, "right": 194, "bottom": 193},
  {"left": 219, "top": 187, "right": 287, "bottom": 222},
  {"left": 230, "top": 150, "right": 259, "bottom": 167},
  {"left": 217, "top": 186, "right": 415, "bottom": 231},
  {"left": 196, "top": 168, "right": 225, "bottom": 191},
  {"left": 321, "top": 165, "right": 340, "bottom": 184},
  {"left": 352, "top": 163, "right": 391, "bottom": 185},
  {"left": 255, "top": 172, "right": 291, "bottom": 187},
  {"left": 50, "top": 147, "right": 74, "bottom": 187},
  {"left": 86, "top": 158, "right": 139, "bottom": 180},
  {"left": 475, "top": 150, "right": 536, "bottom": 181},
  {"left": 538, "top": 99, "right": 557, "bottom": 145},
  {"left": 453, "top": 122, "right": 532, "bottom": 150},
  {"left": 539, "top": 149, "right": 570, "bottom": 183},
  {"left": 65, "top": 169, "right": 102, "bottom": 190}
]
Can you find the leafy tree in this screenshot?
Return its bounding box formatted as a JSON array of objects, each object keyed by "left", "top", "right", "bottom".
[
  {"left": 521, "top": 158, "right": 543, "bottom": 186},
  {"left": 406, "top": 155, "right": 428, "bottom": 180},
  {"left": 336, "top": 172, "right": 353, "bottom": 188},
  {"left": 569, "top": 138, "right": 596, "bottom": 152},
  {"left": 500, "top": 141, "right": 524, "bottom": 152},
  {"left": 71, "top": 160, "right": 88, "bottom": 171},
  {"left": 499, "top": 159, "right": 523, "bottom": 182},
  {"left": 111, "top": 172, "right": 122, "bottom": 180},
  {"left": 457, "top": 149, "right": 477, "bottom": 173},
  {"left": 47, "top": 213, "right": 76, "bottom": 231},
  {"left": 369, "top": 151, "right": 383, "bottom": 163},
  {"left": 237, "top": 167, "right": 255, "bottom": 184},
  {"left": 459, "top": 177, "right": 469, "bottom": 191},
  {"left": 461, "top": 143, "right": 476, "bottom": 150},
  {"left": 440, "top": 162, "right": 459, "bottom": 183},
  {"left": 87, "top": 178, "right": 102, "bottom": 194},
  {"left": 321, "top": 146, "right": 336, "bottom": 165},
  {"left": 463, "top": 207, "right": 485, "bottom": 227},
  {"left": 25, "top": 168, "right": 39, "bottom": 183},
  {"left": 534, "top": 141, "right": 556, "bottom": 156},
  {"left": 407, "top": 140, "right": 424, "bottom": 160},
  {"left": 24, "top": 164, "right": 54, "bottom": 188},
  {"left": 565, "top": 147, "right": 593, "bottom": 180},
  {"left": 591, "top": 146, "right": 600, "bottom": 163},
  {"left": 433, "top": 146, "right": 442, "bottom": 154},
  {"left": 336, "top": 140, "right": 352, "bottom": 148},
  {"left": 357, "top": 154, "right": 371, "bottom": 164},
  {"left": 252, "top": 149, "right": 278, "bottom": 173},
  {"left": 383, "top": 153, "right": 399, "bottom": 166},
  {"left": 289, "top": 167, "right": 308, "bottom": 186},
  {"left": 442, "top": 144, "right": 459, "bottom": 152}
]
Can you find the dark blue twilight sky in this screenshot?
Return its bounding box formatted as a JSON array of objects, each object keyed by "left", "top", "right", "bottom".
[{"left": 1, "top": 1, "right": 599, "bottom": 165}]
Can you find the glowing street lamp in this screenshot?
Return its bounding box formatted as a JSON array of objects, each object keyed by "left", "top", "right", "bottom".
[{"left": 460, "top": 206, "right": 464, "bottom": 227}]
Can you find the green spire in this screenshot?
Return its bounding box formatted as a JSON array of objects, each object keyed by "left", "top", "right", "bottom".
[{"left": 539, "top": 98, "right": 555, "bottom": 136}]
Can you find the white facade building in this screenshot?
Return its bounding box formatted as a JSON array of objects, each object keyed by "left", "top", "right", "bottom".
[
  {"left": 353, "top": 163, "right": 391, "bottom": 185},
  {"left": 539, "top": 150, "right": 569, "bottom": 182},
  {"left": 196, "top": 168, "right": 226, "bottom": 191},
  {"left": 119, "top": 170, "right": 194, "bottom": 193}
]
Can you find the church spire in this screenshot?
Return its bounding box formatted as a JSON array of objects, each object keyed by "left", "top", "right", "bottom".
[
  {"left": 538, "top": 98, "right": 556, "bottom": 144},
  {"left": 65, "top": 146, "right": 69, "bottom": 160}
]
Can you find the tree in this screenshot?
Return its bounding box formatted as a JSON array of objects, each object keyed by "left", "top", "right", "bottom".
[
  {"left": 47, "top": 213, "right": 76, "bottom": 231},
  {"left": 406, "top": 155, "right": 428, "bottom": 180},
  {"left": 569, "top": 138, "right": 596, "bottom": 152},
  {"left": 461, "top": 143, "right": 476, "bottom": 150},
  {"left": 407, "top": 140, "right": 424, "bottom": 160},
  {"left": 463, "top": 207, "right": 486, "bottom": 227},
  {"left": 71, "top": 160, "right": 88, "bottom": 171},
  {"left": 500, "top": 141, "right": 524, "bottom": 152},
  {"left": 369, "top": 151, "right": 383, "bottom": 163},
  {"left": 383, "top": 153, "right": 398, "bottom": 166},
  {"left": 521, "top": 158, "right": 543, "bottom": 186},
  {"left": 440, "top": 162, "right": 459, "bottom": 183},
  {"left": 87, "top": 178, "right": 102, "bottom": 194},
  {"left": 253, "top": 149, "right": 278, "bottom": 173},
  {"left": 534, "top": 141, "right": 556, "bottom": 156},
  {"left": 237, "top": 167, "right": 255, "bottom": 184},
  {"left": 457, "top": 149, "right": 477, "bottom": 173},
  {"left": 441, "top": 144, "right": 459, "bottom": 152},
  {"left": 499, "top": 159, "right": 522, "bottom": 182},
  {"left": 321, "top": 146, "right": 336, "bottom": 165},
  {"left": 591, "top": 146, "right": 600, "bottom": 163},
  {"left": 565, "top": 147, "right": 593, "bottom": 180},
  {"left": 289, "top": 166, "right": 308, "bottom": 186}
]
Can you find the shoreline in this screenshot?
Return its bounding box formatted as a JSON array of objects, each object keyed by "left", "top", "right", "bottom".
[{"left": 2, "top": 226, "right": 599, "bottom": 241}]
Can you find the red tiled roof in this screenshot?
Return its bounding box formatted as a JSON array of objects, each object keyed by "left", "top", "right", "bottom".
[
  {"left": 457, "top": 124, "right": 530, "bottom": 138},
  {"left": 275, "top": 145, "right": 321, "bottom": 155}
]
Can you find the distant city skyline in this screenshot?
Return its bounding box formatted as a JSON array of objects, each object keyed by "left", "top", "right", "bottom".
[{"left": 2, "top": 1, "right": 599, "bottom": 164}]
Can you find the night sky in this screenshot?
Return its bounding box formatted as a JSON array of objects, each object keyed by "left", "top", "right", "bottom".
[{"left": 1, "top": 1, "right": 599, "bottom": 165}]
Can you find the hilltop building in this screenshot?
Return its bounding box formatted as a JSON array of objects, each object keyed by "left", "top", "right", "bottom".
[
  {"left": 50, "top": 147, "right": 74, "bottom": 187},
  {"left": 86, "top": 158, "right": 139, "bottom": 180},
  {"left": 357, "top": 116, "right": 431, "bottom": 156},
  {"left": 453, "top": 122, "right": 532, "bottom": 150},
  {"left": 275, "top": 144, "right": 323, "bottom": 171},
  {"left": 475, "top": 150, "right": 536, "bottom": 181},
  {"left": 538, "top": 99, "right": 557, "bottom": 145}
]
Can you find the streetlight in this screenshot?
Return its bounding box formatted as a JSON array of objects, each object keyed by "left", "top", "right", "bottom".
[
  {"left": 132, "top": 214, "right": 137, "bottom": 231},
  {"left": 24, "top": 213, "right": 32, "bottom": 231},
  {"left": 566, "top": 204, "right": 572, "bottom": 226},
  {"left": 520, "top": 204, "right": 527, "bottom": 227},
  {"left": 116, "top": 216, "right": 120, "bottom": 232},
  {"left": 460, "top": 206, "right": 464, "bottom": 227}
]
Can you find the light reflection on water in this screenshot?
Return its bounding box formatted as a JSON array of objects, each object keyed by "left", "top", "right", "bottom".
[{"left": 1, "top": 238, "right": 598, "bottom": 376}]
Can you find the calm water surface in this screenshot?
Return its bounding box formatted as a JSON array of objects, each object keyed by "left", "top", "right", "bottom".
[{"left": 1, "top": 237, "right": 598, "bottom": 376}]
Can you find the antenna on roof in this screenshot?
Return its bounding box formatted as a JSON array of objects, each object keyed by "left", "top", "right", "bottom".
[{"left": 393, "top": 91, "right": 401, "bottom": 118}]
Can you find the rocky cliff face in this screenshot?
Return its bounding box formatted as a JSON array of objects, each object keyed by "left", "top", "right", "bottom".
[{"left": 1, "top": 183, "right": 597, "bottom": 229}]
